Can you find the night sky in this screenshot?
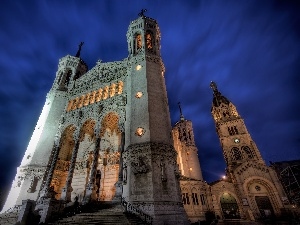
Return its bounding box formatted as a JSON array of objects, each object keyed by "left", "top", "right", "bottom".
[{"left": 1, "top": 1, "right": 300, "bottom": 208}]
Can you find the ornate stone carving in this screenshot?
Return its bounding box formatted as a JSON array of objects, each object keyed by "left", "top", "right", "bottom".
[{"left": 131, "top": 157, "right": 149, "bottom": 174}]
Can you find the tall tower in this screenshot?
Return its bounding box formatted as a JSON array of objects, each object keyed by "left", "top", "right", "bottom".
[
  {"left": 173, "top": 103, "right": 203, "bottom": 180},
  {"left": 122, "top": 11, "right": 189, "bottom": 224},
  {"left": 210, "top": 81, "right": 264, "bottom": 171},
  {"left": 210, "top": 81, "right": 286, "bottom": 219},
  {"left": 1, "top": 45, "right": 87, "bottom": 212}
]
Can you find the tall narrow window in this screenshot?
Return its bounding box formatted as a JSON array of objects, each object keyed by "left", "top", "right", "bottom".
[
  {"left": 192, "top": 192, "right": 199, "bottom": 205},
  {"left": 136, "top": 34, "right": 142, "bottom": 50},
  {"left": 145, "top": 31, "right": 153, "bottom": 50},
  {"left": 182, "top": 193, "right": 186, "bottom": 205},
  {"left": 186, "top": 193, "right": 190, "bottom": 205},
  {"left": 200, "top": 194, "right": 206, "bottom": 205},
  {"left": 64, "top": 70, "right": 72, "bottom": 86}
]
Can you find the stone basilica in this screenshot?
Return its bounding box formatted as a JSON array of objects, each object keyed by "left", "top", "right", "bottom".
[{"left": 0, "top": 13, "right": 294, "bottom": 224}]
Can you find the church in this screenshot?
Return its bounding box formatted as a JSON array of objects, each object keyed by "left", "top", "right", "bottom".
[{"left": 0, "top": 12, "right": 295, "bottom": 225}]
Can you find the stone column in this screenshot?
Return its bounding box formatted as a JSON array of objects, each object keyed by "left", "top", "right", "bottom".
[
  {"left": 38, "top": 140, "right": 60, "bottom": 199},
  {"left": 113, "top": 131, "right": 125, "bottom": 201},
  {"left": 35, "top": 136, "right": 62, "bottom": 224},
  {"left": 60, "top": 140, "right": 80, "bottom": 202},
  {"left": 82, "top": 137, "right": 101, "bottom": 204}
]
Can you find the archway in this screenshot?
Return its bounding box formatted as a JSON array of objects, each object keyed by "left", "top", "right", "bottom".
[
  {"left": 50, "top": 125, "right": 76, "bottom": 199},
  {"left": 248, "top": 181, "right": 275, "bottom": 219},
  {"left": 98, "top": 112, "right": 121, "bottom": 201},
  {"left": 220, "top": 193, "right": 241, "bottom": 219},
  {"left": 71, "top": 119, "right": 96, "bottom": 202}
]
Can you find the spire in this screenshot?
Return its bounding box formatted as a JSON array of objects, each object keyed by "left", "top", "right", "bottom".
[
  {"left": 178, "top": 102, "right": 185, "bottom": 121},
  {"left": 75, "top": 42, "right": 84, "bottom": 58},
  {"left": 210, "top": 81, "right": 218, "bottom": 93},
  {"left": 210, "top": 81, "right": 230, "bottom": 107}
]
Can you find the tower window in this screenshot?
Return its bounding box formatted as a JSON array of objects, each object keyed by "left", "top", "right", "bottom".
[
  {"left": 200, "top": 194, "right": 206, "bottom": 205},
  {"left": 228, "top": 126, "right": 239, "bottom": 136},
  {"left": 242, "top": 146, "right": 254, "bottom": 158},
  {"left": 145, "top": 31, "right": 153, "bottom": 50},
  {"left": 192, "top": 193, "right": 199, "bottom": 205},
  {"left": 231, "top": 147, "right": 242, "bottom": 160},
  {"left": 135, "top": 34, "right": 142, "bottom": 51},
  {"left": 64, "top": 70, "right": 72, "bottom": 86}
]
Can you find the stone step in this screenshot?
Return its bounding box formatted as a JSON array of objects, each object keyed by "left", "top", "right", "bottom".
[
  {"left": 0, "top": 211, "right": 18, "bottom": 225},
  {"left": 48, "top": 203, "right": 146, "bottom": 225}
]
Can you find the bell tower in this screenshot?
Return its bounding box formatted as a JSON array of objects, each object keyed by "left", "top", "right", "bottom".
[
  {"left": 172, "top": 103, "right": 203, "bottom": 180},
  {"left": 123, "top": 11, "right": 189, "bottom": 224},
  {"left": 210, "top": 81, "right": 265, "bottom": 172},
  {"left": 1, "top": 44, "right": 88, "bottom": 212}
]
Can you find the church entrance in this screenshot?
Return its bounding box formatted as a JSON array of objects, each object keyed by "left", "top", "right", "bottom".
[
  {"left": 220, "top": 193, "right": 241, "bottom": 219},
  {"left": 255, "top": 196, "right": 274, "bottom": 219}
]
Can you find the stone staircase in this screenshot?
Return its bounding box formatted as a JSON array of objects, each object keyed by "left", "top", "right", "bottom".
[
  {"left": 0, "top": 211, "right": 18, "bottom": 225},
  {"left": 47, "top": 202, "right": 146, "bottom": 225}
]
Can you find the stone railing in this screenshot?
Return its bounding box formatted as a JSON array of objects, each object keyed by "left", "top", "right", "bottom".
[{"left": 121, "top": 197, "right": 153, "bottom": 225}]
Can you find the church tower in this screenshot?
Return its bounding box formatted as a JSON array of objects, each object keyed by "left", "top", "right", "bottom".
[
  {"left": 1, "top": 45, "right": 88, "bottom": 212},
  {"left": 210, "top": 81, "right": 287, "bottom": 220},
  {"left": 172, "top": 103, "right": 203, "bottom": 181},
  {"left": 122, "top": 11, "right": 189, "bottom": 224},
  {"left": 210, "top": 81, "right": 264, "bottom": 171}
]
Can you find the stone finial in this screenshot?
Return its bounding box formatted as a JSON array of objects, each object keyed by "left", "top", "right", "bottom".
[{"left": 178, "top": 102, "right": 185, "bottom": 121}]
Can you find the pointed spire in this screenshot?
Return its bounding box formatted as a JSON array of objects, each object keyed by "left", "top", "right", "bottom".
[
  {"left": 75, "top": 42, "right": 84, "bottom": 58},
  {"left": 210, "top": 81, "right": 230, "bottom": 107},
  {"left": 178, "top": 102, "right": 185, "bottom": 121},
  {"left": 210, "top": 81, "right": 218, "bottom": 93}
]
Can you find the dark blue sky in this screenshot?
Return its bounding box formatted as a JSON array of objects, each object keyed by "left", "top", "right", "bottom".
[{"left": 0, "top": 0, "right": 300, "bottom": 207}]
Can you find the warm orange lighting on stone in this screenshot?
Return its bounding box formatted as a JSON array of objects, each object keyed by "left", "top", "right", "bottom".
[{"left": 135, "top": 127, "right": 144, "bottom": 136}]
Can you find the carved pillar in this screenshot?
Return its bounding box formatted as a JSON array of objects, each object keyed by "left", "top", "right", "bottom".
[
  {"left": 60, "top": 140, "right": 80, "bottom": 202},
  {"left": 82, "top": 137, "right": 100, "bottom": 204},
  {"left": 113, "top": 131, "right": 125, "bottom": 201},
  {"left": 38, "top": 139, "right": 60, "bottom": 199},
  {"left": 35, "top": 136, "right": 62, "bottom": 224}
]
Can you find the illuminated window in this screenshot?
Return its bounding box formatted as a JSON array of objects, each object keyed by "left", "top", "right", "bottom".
[
  {"left": 77, "top": 95, "right": 85, "bottom": 108},
  {"left": 136, "top": 34, "right": 142, "bottom": 49},
  {"left": 89, "top": 91, "right": 96, "bottom": 104},
  {"left": 135, "top": 127, "right": 144, "bottom": 136},
  {"left": 117, "top": 81, "right": 123, "bottom": 94},
  {"left": 145, "top": 31, "right": 153, "bottom": 49},
  {"left": 136, "top": 65, "right": 142, "bottom": 71},
  {"left": 102, "top": 86, "right": 109, "bottom": 100},
  {"left": 83, "top": 93, "right": 90, "bottom": 106},
  {"left": 95, "top": 88, "right": 103, "bottom": 102},
  {"left": 135, "top": 92, "right": 143, "bottom": 98},
  {"left": 110, "top": 83, "right": 116, "bottom": 97}
]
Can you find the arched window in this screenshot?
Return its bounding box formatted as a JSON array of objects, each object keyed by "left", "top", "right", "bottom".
[
  {"left": 242, "top": 146, "right": 254, "bottom": 158},
  {"left": 191, "top": 189, "right": 199, "bottom": 205},
  {"left": 64, "top": 70, "right": 72, "bottom": 86},
  {"left": 134, "top": 33, "right": 142, "bottom": 53},
  {"left": 231, "top": 147, "right": 242, "bottom": 160},
  {"left": 220, "top": 193, "right": 241, "bottom": 219},
  {"left": 145, "top": 31, "right": 153, "bottom": 50},
  {"left": 73, "top": 71, "right": 81, "bottom": 80}
]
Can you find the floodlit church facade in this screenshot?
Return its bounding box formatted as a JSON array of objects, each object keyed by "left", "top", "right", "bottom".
[{"left": 1, "top": 13, "right": 293, "bottom": 224}]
